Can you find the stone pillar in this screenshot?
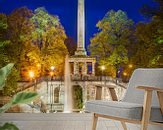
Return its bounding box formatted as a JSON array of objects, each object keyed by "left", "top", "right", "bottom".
[
  {"left": 74, "top": 62, "right": 79, "bottom": 75},
  {"left": 82, "top": 62, "right": 87, "bottom": 75},
  {"left": 92, "top": 62, "right": 95, "bottom": 75},
  {"left": 82, "top": 86, "right": 86, "bottom": 106},
  {"left": 75, "top": 0, "right": 86, "bottom": 56}
]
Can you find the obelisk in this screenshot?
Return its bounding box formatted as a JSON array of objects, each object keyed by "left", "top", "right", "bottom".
[{"left": 75, "top": 0, "right": 87, "bottom": 56}]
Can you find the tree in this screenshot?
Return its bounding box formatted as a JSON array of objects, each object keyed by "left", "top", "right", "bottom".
[
  {"left": 41, "top": 25, "right": 68, "bottom": 75},
  {"left": 132, "top": 0, "right": 163, "bottom": 68},
  {"left": 89, "top": 10, "right": 134, "bottom": 77},
  {"left": 5, "top": 7, "right": 40, "bottom": 80},
  {"left": 0, "top": 13, "right": 10, "bottom": 66},
  {"left": 141, "top": 0, "right": 163, "bottom": 44},
  {"left": 0, "top": 13, "right": 10, "bottom": 48},
  {"left": 0, "top": 7, "right": 37, "bottom": 95},
  {"left": 0, "top": 7, "right": 68, "bottom": 95},
  {"left": 6, "top": 7, "right": 35, "bottom": 67},
  {"left": 31, "top": 7, "right": 59, "bottom": 50},
  {"left": 131, "top": 22, "right": 162, "bottom": 68},
  {"left": 0, "top": 13, "right": 20, "bottom": 96},
  {"left": 31, "top": 7, "right": 68, "bottom": 76}
]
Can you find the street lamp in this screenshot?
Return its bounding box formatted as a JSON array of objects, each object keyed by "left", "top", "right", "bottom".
[
  {"left": 50, "top": 71, "right": 54, "bottom": 77},
  {"left": 101, "top": 65, "right": 105, "bottom": 81},
  {"left": 123, "top": 72, "right": 128, "bottom": 82},
  {"left": 101, "top": 65, "right": 106, "bottom": 100},
  {"left": 128, "top": 64, "right": 133, "bottom": 68},
  {"left": 49, "top": 66, "right": 55, "bottom": 113},
  {"left": 101, "top": 65, "right": 105, "bottom": 71},
  {"left": 123, "top": 72, "right": 127, "bottom": 76},
  {"left": 37, "top": 63, "right": 41, "bottom": 69},
  {"left": 29, "top": 71, "right": 34, "bottom": 80},
  {"left": 29, "top": 71, "right": 36, "bottom": 91},
  {"left": 50, "top": 66, "right": 55, "bottom": 71},
  {"left": 50, "top": 66, "right": 55, "bottom": 80}
]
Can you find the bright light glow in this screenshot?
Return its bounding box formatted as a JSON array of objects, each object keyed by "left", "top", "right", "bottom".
[
  {"left": 50, "top": 71, "right": 54, "bottom": 76},
  {"left": 37, "top": 64, "right": 41, "bottom": 68},
  {"left": 50, "top": 66, "right": 55, "bottom": 71},
  {"left": 101, "top": 65, "right": 105, "bottom": 71},
  {"left": 40, "top": 96, "right": 43, "bottom": 99},
  {"left": 123, "top": 72, "right": 127, "bottom": 76},
  {"left": 128, "top": 64, "right": 133, "bottom": 68},
  {"left": 29, "top": 71, "right": 34, "bottom": 79}
]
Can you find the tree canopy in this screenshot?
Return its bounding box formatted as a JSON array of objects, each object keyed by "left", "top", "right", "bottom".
[
  {"left": 89, "top": 10, "right": 134, "bottom": 77},
  {"left": 0, "top": 7, "right": 68, "bottom": 95},
  {"left": 31, "top": 7, "right": 68, "bottom": 76},
  {"left": 132, "top": 0, "right": 163, "bottom": 67}
]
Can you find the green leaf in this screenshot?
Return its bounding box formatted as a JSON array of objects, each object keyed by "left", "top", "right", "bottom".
[
  {"left": 0, "top": 123, "right": 19, "bottom": 130},
  {"left": 0, "top": 63, "right": 14, "bottom": 89},
  {"left": 0, "top": 92, "right": 38, "bottom": 113},
  {"left": 0, "top": 102, "right": 12, "bottom": 113},
  {"left": 11, "top": 92, "right": 39, "bottom": 105}
]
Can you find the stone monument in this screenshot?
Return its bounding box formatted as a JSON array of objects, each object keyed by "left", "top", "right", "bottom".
[
  {"left": 69, "top": 0, "right": 96, "bottom": 77},
  {"left": 75, "top": 0, "right": 86, "bottom": 56}
]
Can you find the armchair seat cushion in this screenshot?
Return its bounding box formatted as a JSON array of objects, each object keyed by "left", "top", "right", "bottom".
[{"left": 85, "top": 100, "right": 163, "bottom": 122}]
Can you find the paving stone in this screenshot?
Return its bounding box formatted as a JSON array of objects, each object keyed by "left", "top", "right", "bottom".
[{"left": 0, "top": 113, "right": 138, "bottom": 130}]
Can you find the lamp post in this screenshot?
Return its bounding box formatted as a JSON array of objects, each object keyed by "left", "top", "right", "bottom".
[
  {"left": 101, "top": 65, "right": 105, "bottom": 83},
  {"left": 50, "top": 66, "right": 55, "bottom": 72},
  {"left": 101, "top": 65, "right": 106, "bottom": 100},
  {"left": 29, "top": 71, "right": 36, "bottom": 91},
  {"left": 29, "top": 71, "right": 34, "bottom": 79},
  {"left": 128, "top": 64, "right": 133, "bottom": 69},
  {"left": 49, "top": 66, "right": 55, "bottom": 112},
  {"left": 123, "top": 72, "right": 128, "bottom": 82}
]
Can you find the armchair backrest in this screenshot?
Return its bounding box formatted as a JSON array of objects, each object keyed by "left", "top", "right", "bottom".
[{"left": 122, "top": 68, "right": 163, "bottom": 107}]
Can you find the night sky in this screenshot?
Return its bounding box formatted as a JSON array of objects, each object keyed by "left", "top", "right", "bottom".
[{"left": 0, "top": 0, "right": 156, "bottom": 49}]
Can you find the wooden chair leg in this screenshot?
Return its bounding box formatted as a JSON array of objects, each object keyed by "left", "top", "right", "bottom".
[
  {"left": 121, "top": 121, "right": 127, "bottom": 130},
  {"left": 157, "top": 91, "right": 163, "bottom": 114},
  {"left": 141, "top": 90, "right": 152, "bottom": 130},
  {"left": 95, "top": 86, "right": 102, "bottom": 100},
  {"left": 108, "top": 88, "right": 118, "bottom": 101},
  {"left": 92, "top": 113, "right": 98, "bottom": 130}
]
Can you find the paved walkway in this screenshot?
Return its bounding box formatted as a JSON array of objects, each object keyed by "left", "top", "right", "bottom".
[{"left": 1, "top": 113, "right": 161, "bottom": 130}]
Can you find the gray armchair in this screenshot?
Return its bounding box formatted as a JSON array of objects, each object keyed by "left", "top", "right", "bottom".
[{"left": 85, "top": 68, "right": 163, "bottom": 130}]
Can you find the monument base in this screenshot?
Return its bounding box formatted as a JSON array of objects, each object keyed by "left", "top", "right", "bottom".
[
  {"left": 69, "top": 56, "right": 96, "bottom": 76},
  {"left": 75, "top": 48, "right": 87, "bottom": 56}
]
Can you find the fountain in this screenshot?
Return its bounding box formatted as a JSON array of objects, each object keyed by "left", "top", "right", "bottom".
[
  {"left": 63, "top": 0, "right": 95, "bottom": 112},
  {"left": 64, "top": 55, "right": 73, "bottom": 112}
]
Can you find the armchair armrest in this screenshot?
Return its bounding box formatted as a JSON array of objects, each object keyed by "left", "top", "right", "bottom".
[
  {"left": 137, "top": 86, "right": 163, "bottom": 120},
  {"left": 136, "top": 86, "right": 163, "bottom": 92}
]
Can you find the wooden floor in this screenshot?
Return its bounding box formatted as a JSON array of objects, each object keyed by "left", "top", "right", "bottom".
[{"left": 0, "top": 113, "right": 141, "bottom": 130}]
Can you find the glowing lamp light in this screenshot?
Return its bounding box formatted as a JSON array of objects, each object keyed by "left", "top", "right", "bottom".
[
  {"left": 128, "top": 64, "right": 133, "bottom": 68},
  {"left": 29, "top": 71, "right": 34, "bottom": 79},
  {"left": 50, "top": 66, "right": 55, "bottom": 71},
  {"left": 123, "top": 72, "right": 127, "bottom": 76},
  {"left": 50, "top": 71, "right": 54, "bottom": 77},
  {"left": 37, "top": 64, "right": 41, "bottom": 68},
  {"left": 101, "top": 65, "right": 105, "bottom": 71}
]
